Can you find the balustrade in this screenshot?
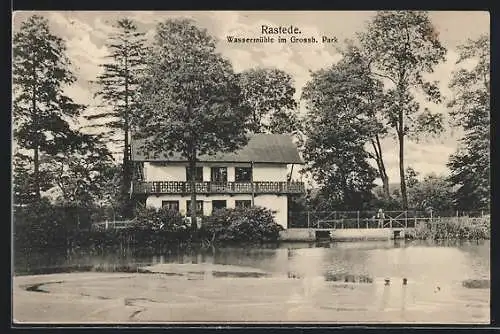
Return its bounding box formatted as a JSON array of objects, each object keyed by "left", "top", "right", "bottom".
[{"left": 132, "top": 181, "right": 305, "bottom": 195}]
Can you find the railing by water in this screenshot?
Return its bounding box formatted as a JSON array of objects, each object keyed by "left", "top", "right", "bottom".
[
  {"left": 90, "top": 210, "right": 489, "bottom": 231},
  {"left": 132, "top": 181, "right": 305, "bottom": 195},
  {"left": 288, "top": 210, "right": 489, "bottom": 229}
]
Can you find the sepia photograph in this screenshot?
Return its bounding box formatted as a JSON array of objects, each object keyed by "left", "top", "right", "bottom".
[{"left": 12, "top": 10, "right": 490, "bottom": 324}]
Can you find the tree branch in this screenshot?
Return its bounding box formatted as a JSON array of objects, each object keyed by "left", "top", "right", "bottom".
[{"left": 370, "top": 71, "right": 398, "bottom": 85}]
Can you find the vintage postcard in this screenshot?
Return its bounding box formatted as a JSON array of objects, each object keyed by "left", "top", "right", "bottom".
[{"left": 12, "top": 10, "right": 490, "bottom": 325}]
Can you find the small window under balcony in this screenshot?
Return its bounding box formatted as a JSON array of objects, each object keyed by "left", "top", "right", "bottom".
[
  {"left": 212, "top": 200, "right": 227, "bottom": 211},
  {"left": 162, "top": 200, "right": 179, "bottom": 212},
  {"left": 235, "top": 200, "right": 252, "bottom": 208}
]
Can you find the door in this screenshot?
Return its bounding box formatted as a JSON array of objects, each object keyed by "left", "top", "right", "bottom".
[{"left": 210, "top": 167, "right": 228, "bottom": 192}]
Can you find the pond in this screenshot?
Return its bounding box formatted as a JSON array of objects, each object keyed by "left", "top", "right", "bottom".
[{"left": 13, "top": 239, "right": 490, "bottom": 324}]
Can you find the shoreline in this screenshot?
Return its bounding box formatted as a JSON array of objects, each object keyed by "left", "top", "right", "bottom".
[{"left": 14, "top": 239, "right": 490, "bottom": 277}]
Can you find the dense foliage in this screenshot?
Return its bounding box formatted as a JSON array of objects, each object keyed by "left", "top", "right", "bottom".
[
  {"left": 13, "top": 15, "right": 115, "bottom": 209},
  {"left": 447, "top": 35, "right": 490, "bottom": 211},
  {"left": 13, "top": 15, "right": 87, "bottom": 200},
  {"left": 301, "top": 53, "right": 379, "bottom": 210},
  {"left": 13, "top": 153, "right": 53, "bottom": 205},
  {"left": 134, "top": 19, "right": 251, "bottom": 228},
  {"left": 12, "top": 13, "right": 490, "bottom": 261},
  {"left": 200, "top": 207, "right": 283, "bottom": 244},
  {"left": 238, "top": 68, "right": 300, "bottom": 134},
  {"left": 409, "top": 217, "right": 489, "bottom": 240},
  {"left": 406, "top": 174, "right": 455, "bottom": 212},
  {"left": 14, "top": 199, "right": 82, "bottom": 253},
  {"left": 14, "top": 201, "right": 191, "bottom": 257},
  {"left": 133, "top": 205, "right": 189, "bottom": 232},
  {"left": 44, "top": 136, "right": 114, "bottom": 207},
  {"left": 14, "top": 201, "right": 285, "bottom": 256}
]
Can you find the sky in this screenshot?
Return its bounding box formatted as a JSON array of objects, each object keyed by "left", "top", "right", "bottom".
[{"left": 12, "top": 11, "right": 490, "bottom": 185}]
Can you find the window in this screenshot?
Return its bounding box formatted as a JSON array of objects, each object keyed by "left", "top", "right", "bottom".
[
  {"left": 235, "top": 167, "right": 252, "bottom": 182},
  {"left": 212, "top": 200, "right": 227, "bottom": 211},
  {"left": 186, "top": 166, "right": 203, "bottom": 182},
  {"left": 186, "top": 200, "right": 204, "bottom": 216},
  {"left": 235, "top": 200, "right": 252, "bottom": 209},
  {"left": 211, "top": 167, "right": 227, "bottom": 183},
  {"left": 162, "top": 200, "right": 179, "bottom": 212}
]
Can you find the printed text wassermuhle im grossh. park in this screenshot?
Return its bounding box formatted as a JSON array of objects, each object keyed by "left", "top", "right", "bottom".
[{"left": 226, "top": 25, "right": 338, "bottom": 44}]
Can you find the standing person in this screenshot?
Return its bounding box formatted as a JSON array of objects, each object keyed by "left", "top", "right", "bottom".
[{"left": 377, "top": 208, "right": 385, "bottom": 228}]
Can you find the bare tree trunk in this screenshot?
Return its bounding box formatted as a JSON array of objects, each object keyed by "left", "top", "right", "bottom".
[
  {"left": 398, "top": 116, "right": 408, "bottom": 210},
  {"left": 397, "top": 38, "right": 409, "bottom": 211},
  {"left": 371, "top": 136, "right": 390, "bottom": 199},
  {"left": 188, "top": 151, "right": 198, "bottom": 233},
  {"left": 375, "top": 135, "right": 391, "bottom": 198},
  {"left": 380, "top": 166, "right": 390, "bottom": 199},
  {"left": 122, "top": 55, "right": 131, "bottom": 217},
  {"left": 32, "top": 66, "right": 40, "bottom": 200},
  {"left": 33, "top": 145, "right": 40, "bottom": 200}
]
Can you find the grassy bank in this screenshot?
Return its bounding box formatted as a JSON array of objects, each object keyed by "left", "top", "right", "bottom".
[{"left": 407, "top": 216, "right": 490, "bottom": 240}]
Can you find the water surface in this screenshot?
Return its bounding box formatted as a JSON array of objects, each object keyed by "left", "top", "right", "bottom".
[{"left": 14, "top": 239, "right": 490, "bottom": 323}]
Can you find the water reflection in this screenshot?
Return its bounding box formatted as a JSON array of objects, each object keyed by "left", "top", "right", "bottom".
[
  {"left": 324, "top": 272, "right": 373, "bottom": 283},
  {"left": 16, "top": 240, "right": 490, "bottom": 284},
  {"left": 15, "top": 239, "right": 490, "bottom": 323}
]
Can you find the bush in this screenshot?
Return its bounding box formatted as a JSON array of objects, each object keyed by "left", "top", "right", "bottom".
[
  {"left": 14, "top": 202, "right": 285, "bottom": 257},
  {"left": 14, "top": 201, "right": 195, "bottom": 257},
  {"left": 14, "top": 199, "right": 71, "bottom": 252},
  {"left": 200, "top": 206, "right": 284, "bottom": 244},
  {"left": 409, "top": 216, "right": 490, "bottom": 240},
  {"left": 133, "top": 205, "right": 189, "bottom": 232}
]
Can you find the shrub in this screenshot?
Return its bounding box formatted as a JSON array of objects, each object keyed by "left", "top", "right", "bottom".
[
  {"left": 201, "top": 206, "right": 284, "bottom": 244},
  {"left": 133, "top": 205, "right": 188, "bottom": 232},
  {"left": 14, "top": 199, "right": 72, "bottom": 252},
  {"left": 410, "top": 216, "right": 490, "bottom": 240}
]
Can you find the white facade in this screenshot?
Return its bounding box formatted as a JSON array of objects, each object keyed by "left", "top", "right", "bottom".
[
  {"left": 145, "top": 193, "right": 287, "bottom": 227},
  {"left": 144, "top": 162, "right": 186, "bottom": 181},
  {"left": 253, "top": 164, "right": 288, "bottom": 182},
  {"left": 143, "top": 162, "right": 288, "bottom": 183},
  {"left": 142, "top": 162, "right": 291, "bottom": 228}
]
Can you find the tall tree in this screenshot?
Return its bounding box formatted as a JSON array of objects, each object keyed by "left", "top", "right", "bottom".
[
  {"left": 340, "top": 45, "right": 391, "bottom": 198},
  {"left": 359, "top": 11, "right": 447, "bottom": 210},
  {"left": 91, "top": 18, "right": 146, "bottom": 216},
  {"left": 134, "top": 19, "right": 250, "bottom": 230},
  {"left": 13, "top": 15, "right": 85, "bottom": 200},
  {"left": 238, "top": 68, "right": 299, "bottom": 134},
  {"left": 301, "top": 60, "right": 378, "bottom": 210},
  {"left": 447, "top": 35, "right": 490, "bottom": 210}
]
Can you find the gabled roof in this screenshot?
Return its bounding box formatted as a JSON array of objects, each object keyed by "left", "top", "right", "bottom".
[{"left": 130, "top": 133, "right": 304, "bottom": 164}]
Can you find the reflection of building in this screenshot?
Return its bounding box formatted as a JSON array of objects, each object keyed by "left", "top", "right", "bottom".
[{"left": 130, "top": 134, "right": 305, "bottom": 228}]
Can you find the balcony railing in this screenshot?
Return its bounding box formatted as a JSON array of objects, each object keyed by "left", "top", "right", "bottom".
[{"left": 132, "top": 181, "right": 305, "bottom": 195}]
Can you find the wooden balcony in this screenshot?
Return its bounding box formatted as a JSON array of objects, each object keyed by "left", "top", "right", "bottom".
[{"left": 132, "top": 181, "right": 305, "bottom": 195}]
